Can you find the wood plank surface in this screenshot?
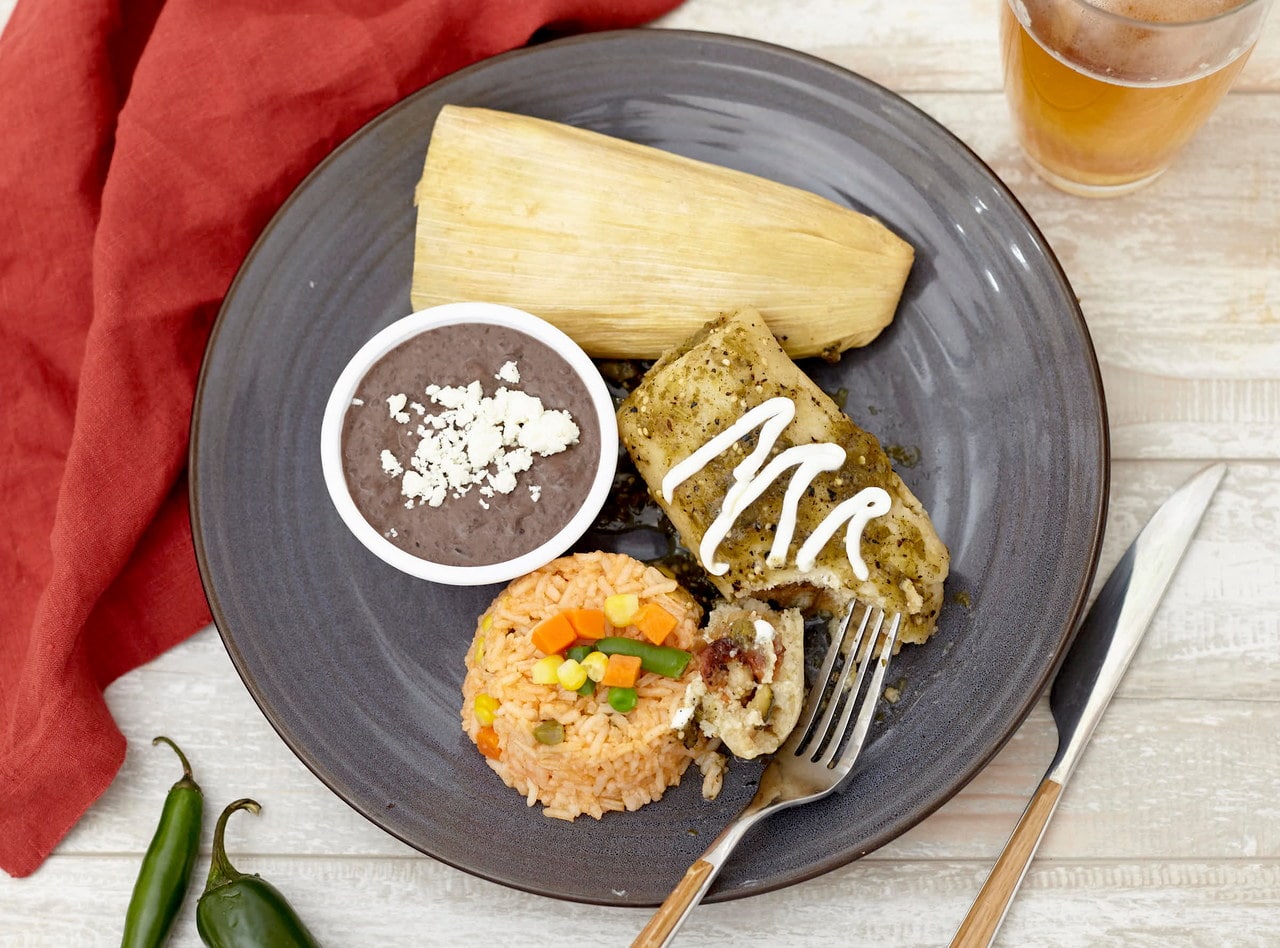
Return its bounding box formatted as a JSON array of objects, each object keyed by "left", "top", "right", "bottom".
[
  {"left": 4, "top": 0, "right": 1280, "bottom": 944},
  {"left": 5, "top": 856, "right": 1279, "bottom": 947}
]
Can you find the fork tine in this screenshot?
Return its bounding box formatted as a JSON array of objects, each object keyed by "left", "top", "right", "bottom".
[
  {"left": 816, "top": 607, "right": 888, "bottom": 768},
  {"left": 788, "top": 598, "right": 860, "bottom": 747},
  {"left": 793, "top": 603, "right": 875, "bottom": 757},
  {"left": 803, "top": 605, "right": 879, "bottom": 761},
  {"left": 830, "top": 611, "right": 901, "bottom": 776}
]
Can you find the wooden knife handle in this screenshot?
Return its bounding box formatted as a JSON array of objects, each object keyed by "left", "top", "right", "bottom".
[{"left": 950, "top": 777, "right": 1064, "bottom": 948}]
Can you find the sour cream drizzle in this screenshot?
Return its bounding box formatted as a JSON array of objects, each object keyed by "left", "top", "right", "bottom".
[{"left": 661, "top": 397, "right": 891, "bottom": 581}]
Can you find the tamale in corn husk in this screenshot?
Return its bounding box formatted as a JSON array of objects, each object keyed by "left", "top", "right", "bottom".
[{"left": 411, "top": 106, "right": 914, "bottom": 360}]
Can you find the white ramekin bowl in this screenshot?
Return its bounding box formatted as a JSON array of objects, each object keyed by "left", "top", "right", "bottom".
[{"left": 320, "top": 302, "right": 617, "bottom": 586}]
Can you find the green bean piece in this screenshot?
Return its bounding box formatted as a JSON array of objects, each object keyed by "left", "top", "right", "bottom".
[
  {"left": 121, "top": 736, "right": 204, "bottom": 948},
  {"left": 607, "top": 687, "right": 638, "bottom": 713},
  {"left": 595, "top": 636, "right": 692, "bottom": 678},
  {"left": 576, "top": 678, "right": 596, "bottom": 697},
  {"left": 196, "top": 799, "right": 320, "bottom": 948},
  {"left": 533, "top": 720, "right": 565, "bottom": 745}
]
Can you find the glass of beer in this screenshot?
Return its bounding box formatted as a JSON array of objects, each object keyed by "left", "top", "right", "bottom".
[{"left": 1000, "top": 0, "right": 1274, "bottom": 196}]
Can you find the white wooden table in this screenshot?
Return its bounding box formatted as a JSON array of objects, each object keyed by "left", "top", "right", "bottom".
[{"left": 3, "top": 1, "right": 1278, "bottom": 945}]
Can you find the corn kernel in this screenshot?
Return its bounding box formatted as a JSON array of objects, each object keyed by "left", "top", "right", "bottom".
[
  {"left": 581, "top": 651, "right": 609, "bottom": 683},
  {"left": 474, "top": 634, "right": 485, "bottom": 666},
  {"left": 603, "top": 593, "right": 640, "bottom": 627},
  {"left": 556, "top": 658, "right": 588, "bottom": 691},
  {"left": 531, "top": 654, "right": 563, "bottom": 685},
  {"left": 473, "top": 693, "right": 499, "bottom": 726}
]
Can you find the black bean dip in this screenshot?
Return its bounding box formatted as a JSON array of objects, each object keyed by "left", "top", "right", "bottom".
[{"left": 340, "top": 323, "right": 601, "bottom": 568}]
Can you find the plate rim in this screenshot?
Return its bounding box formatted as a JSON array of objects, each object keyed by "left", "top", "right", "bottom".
[{"left": 189, "top": 27, "right": 1110, "bottom": 905}]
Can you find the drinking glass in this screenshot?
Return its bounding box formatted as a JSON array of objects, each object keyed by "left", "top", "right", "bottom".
[{"left": 1000, "top": 0, "right": 1274, "bottom": 196}]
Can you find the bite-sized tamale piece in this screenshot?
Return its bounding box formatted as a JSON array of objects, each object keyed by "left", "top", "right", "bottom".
[
  {"left": 618, "top": 308, "right": 949, "bottom": 645},
  {"left": 412, "top": 105, "right": 913, "bottom": 360},
  {"left": 672, "top": 600, "right": 804, "bottom": 759}
]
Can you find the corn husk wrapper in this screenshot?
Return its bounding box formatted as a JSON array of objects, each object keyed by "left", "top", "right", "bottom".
[{"left": 412, "top": 106, "right": 914, "bottom": 360}]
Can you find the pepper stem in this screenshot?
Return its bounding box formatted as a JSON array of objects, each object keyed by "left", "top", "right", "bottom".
[
  {"left": 152, "top": 735, "right": 200, "bottom": 791},
  {"left": 203, "top": 798, "right": 261, "bottom": 893}
]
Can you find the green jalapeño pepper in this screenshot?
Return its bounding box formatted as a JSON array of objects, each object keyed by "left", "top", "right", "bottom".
[
  {"left": 122, "top": 736, "right": 203, "bottom": 948},
  {"left": 196, "top": 799, "right": 321, "bottom": 948}
]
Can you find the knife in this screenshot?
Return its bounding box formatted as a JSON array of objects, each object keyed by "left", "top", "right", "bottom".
[{"left": 949, "top": 462, "right": 1226, "bottom": 948}]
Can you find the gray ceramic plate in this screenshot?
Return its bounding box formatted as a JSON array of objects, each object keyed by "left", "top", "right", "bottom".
[{"left": 191, "top": 30, "right": 1108, "bottom": 905}]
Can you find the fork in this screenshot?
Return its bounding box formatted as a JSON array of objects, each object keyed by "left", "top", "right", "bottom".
[{"left": 631, "top": 603, "right": 903, "bottom": 948}]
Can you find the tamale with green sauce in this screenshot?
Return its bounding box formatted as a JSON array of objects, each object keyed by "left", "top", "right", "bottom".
[
  {"left": 618, "top": 308, "right": 949, "bottom": 646},
  {"left": 412, "top": 106, "right": 914, "bottom": 361}
]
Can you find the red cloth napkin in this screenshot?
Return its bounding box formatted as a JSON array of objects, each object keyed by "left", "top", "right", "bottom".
[{"left": 0, "top": 0, "right": 683, "bottom": 878}]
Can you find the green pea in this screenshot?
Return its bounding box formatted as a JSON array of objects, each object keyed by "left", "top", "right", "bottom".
[
  {"left": 566, "top": 645, "right": 591, "bottom": 663},
  {"left": 607, "top": 687, "right": 638, "bottom": 714},
  {"left": 533, "top": 720, "right": 565, "bottom": 745}
]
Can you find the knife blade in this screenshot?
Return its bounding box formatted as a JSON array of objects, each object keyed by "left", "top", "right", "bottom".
[{"left": 949, "top": 462, "right": 1226, "bottom": 948}]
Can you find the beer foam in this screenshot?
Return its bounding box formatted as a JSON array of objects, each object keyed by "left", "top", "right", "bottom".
[
  {"left": 1088, "top": 0, "right": 1252, "bottom": 26},
  {"left": 1016, "top": 0, "right": 1258, "bottom": 85}
]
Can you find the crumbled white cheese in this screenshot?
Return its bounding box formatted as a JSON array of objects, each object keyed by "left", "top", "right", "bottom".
[
  {"left": 464, "top": 421, "right": 504, "bottom": 470},
  {"left": 488, "top": 467, "right": 518, "bottom": 495},
  {"left": 519, "top": 409, "right": 578, "bottom": 456},
  {"left": 375, "top": 363, "right": 579, "bottom": 509},
  {"left": 529, "top": 484, "right": 542, "bottom": 502},
  {"left": 379, "top": 450, "right": 403, "bottom": 477},
  {"left": 351, "top": 397, "right": 364, "bottom": 406},
  {"left": 386, "top": 393, "right": 410, "bottom": 424},
  {"left": 401, "top": 469, "right": 428, "bottom": 501}
]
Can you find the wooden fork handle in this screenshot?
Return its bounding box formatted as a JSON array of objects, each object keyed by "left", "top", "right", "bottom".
[
  {"left": 949, "top": 777, "right": 1063, "bottom": 948},
  {"left": 631, "top": 860, "right": 716, "bottom": 948}
]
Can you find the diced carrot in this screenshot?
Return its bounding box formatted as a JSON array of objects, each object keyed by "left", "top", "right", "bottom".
[
  {"left": 476, "top": 726, "right": 501, "bottom": 761},
  {"left": 530, "top": 613, "right": 576, "bottom": 655},
  {"left": 600, "top": 653, "right": 642, "bottom": 689},
  {"left": 632, "top": 602, "right": 679, "bottom": 645},
  {"left": 564, "top": 608, "right": 606, "bottom": 641}
]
